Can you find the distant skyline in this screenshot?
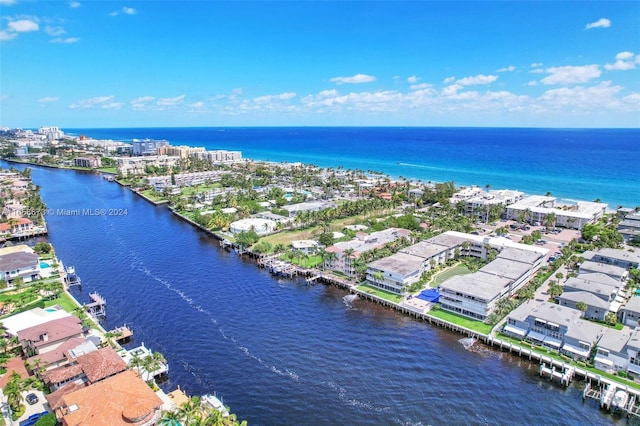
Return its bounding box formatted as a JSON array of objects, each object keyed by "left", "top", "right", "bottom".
[{"left": 1, "top": 1, "right": 639, "bottom": 128}]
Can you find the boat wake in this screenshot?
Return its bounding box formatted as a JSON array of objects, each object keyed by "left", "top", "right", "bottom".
[
  {"left": 459, "top": 337, "right": 477, "bottom": 350},
  {"left": 343, "top": 294, "right": 358, "bottom": 309}
]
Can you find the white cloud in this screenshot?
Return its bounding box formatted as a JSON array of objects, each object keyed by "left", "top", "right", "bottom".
[
  {"left": 407, "top": 75, "right": 419, "bottom": 84},
  {"left": 531, "top": 62, "right": 543, "bottom": 68},
  {"left": 189, "top": 101, "right": 205, "bottom": 109},
  {"left": 8, "top": 19, "right": 39, "bottom": 33},
  {"left": 540, "top": 65, "right": 601, "bottom": 85},
  {"left": 130, "top": 96, "right": 155, "bottom": 110},
  {"left": 0, "top": 0, "right": 16, "bottom": 5},
  {"left": 443, "top": 76, "right": 456, "bottom": 84},
  {"left": 410, "top": 83, "right": 432, "bottom": 90},
  {"left": 157, "top": 95, "right": 186, "bottom": 107},
  {"left": 50, "top": 37, "right": 79, "bottom": 44},
  {"left": 527, "top": 81, "right": 538, "bottom": 86},
  {"left": 109, "top": 11, "right": 118, "bottom": 17},
  {"left": 441, "top": 84, "right": 463, "bottom": 97},
  {"left": 538, "top": 81, "right": 622, "bottom": 111},
  {"left": 122, "top": 7, "right": 137, "bottom": 15},
  {"left": 604, "top": 51, "right": 638, "bottom": 71},
  {"left": 69, "top": 96, "right": 122, "bottom": 109},
  {"left": 456, "top": 74, "right": 498, "bottom": 85},
  {"left": 38, "top": 96, "right": 59, "bottom": 103},
  {"left": 0, "top": 30, "right": 17, "bottom": 41},
  {"left": 45, "top": 26, "right": 66, "bottom": 36},
  {"left": 69, "top": 1, "right": 81, "bottom": 7},
  {"left": 585, "top": 18, "right": 610, "bottom": 30},
  {"left": 330, "top": 73, "right": 376, "bottom": 84},
  {"left": 497, "top": 65, "right": 515, "bottom": 72},
  {"left": 530, "top": 68, "right": 544, "bottom": 74},
  {"left": 253, "top": 92, "right": 296, "bottom": 103}
]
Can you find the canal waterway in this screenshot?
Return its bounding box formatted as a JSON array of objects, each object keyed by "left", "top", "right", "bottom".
[{"left": 2, "top": 161, "right": 624, "bottom": 425}]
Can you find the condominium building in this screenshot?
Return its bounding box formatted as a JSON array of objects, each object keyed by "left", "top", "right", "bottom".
[
  {"left": 116, "top": 155, "right": 180, "bottom": 177},
  {"left": 505, "top": 195, "right": 607, "bottom": 230},
  {"left": 131, "top": 139, "right": 169, "bottom": 156}
]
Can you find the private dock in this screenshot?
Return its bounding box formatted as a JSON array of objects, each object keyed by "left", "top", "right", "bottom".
[
  {"left": 539, "top": 362, "right": 574, "bottom": 386},
  {"left": 583, "top": 381, "right": 640, "bottom": 417},
  {"left": 85, "top": 292, "right": 106, "bottom": 319},
  {"left": 63, "top": 266, "right": 82, "bottom": 288},
  {"left": 108, "top": 325, "right": 133, "bottom": 343}
]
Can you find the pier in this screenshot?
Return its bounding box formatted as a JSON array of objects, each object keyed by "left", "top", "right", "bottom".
[
  {"left": 63, "top": 265, "right": 82, "bottom": 288},
  {"left": 108, "top": 324, "right": 133, "bottom": 343},
  {"left": 85, "top": 292, "right": 106, "bottom": 319}
]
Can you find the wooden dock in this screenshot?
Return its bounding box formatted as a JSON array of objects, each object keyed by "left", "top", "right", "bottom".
[
  {"left": 108, "top": 325, "right": 133, "bottom": 343},
  {"left": 85, "top": 292, "right": 106, "bottom": 319},
  {"left": 63, "top": 266, "right": 82, "bottom": 288}
]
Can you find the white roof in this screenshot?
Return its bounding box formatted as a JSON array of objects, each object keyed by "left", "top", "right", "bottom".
[{"left": 2, "top": 307, "right": 72, "bottom": 336}]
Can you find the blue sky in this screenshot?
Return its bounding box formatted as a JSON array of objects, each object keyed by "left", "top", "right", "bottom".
[{"left": 1, "top": 1, "right": 639, "bottom": 128}]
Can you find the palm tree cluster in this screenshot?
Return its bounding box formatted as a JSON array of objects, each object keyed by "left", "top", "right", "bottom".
[{"left": 160, "top": 396, "right": 246, "bottom": 426}]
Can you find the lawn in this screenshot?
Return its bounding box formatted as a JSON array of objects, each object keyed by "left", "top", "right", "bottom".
[
  {"left": 98, "top": 166, "right": 118, "bottom": 174},
  {"left": 282, "top": 254, "right": 322, "bottom": 268},
  {"left": 428, "top": 308, "right": 493, "bottom": 334},
  {"left": 261, "top": 228, "right": 321, "bottom": 246},
  {"left": 140, "top": 189, "right": 168, "bottom": 203},
  {"left": 429, "top": 264, "right": 472, "bottom": 288},
  {"left": 356, "top": 283, "right": 404, "bottom": 303},
  {"left": 44, "top": 291, "right": 82, "bottom": 313},
  {"left": 179, "top": 183, "right": 222, "bottom": 196}
]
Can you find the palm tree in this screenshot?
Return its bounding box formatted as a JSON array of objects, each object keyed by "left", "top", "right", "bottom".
[{"left": 576, "top": 301, "right": 587, "bottom": 313}]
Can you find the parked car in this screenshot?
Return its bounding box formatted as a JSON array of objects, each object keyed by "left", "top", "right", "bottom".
[{"left": 26, "top": 393, "right": 38, "bottom": 405}]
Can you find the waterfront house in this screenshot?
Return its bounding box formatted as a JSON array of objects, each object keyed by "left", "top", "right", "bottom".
[
  {"left": 0, "top": 245, "right": 40, "bottom": 284},
  {"left": 620, "top": 296, "right": 640, "bottom": 328},
  {"left": 27, "top": 337, "right": 97, "bottom": 372},
  {"left": 17, "top": 316, "right": 84, "bottom": 357},
  {"left": 291, "top": 240, "right": 319, "bottom": 254},
  {"left": 282, "top": 200, "right": 336, "bottom": 217},
  {"left": 594, "top": 328, "right": 634, "bottom": 373},
  {"left": 50, "top": 369, "right": 163, "bottom": 426},
  {"left": 504, "top": 301, "right": 592, "bottom": 351},
  {"left": 2, "top": 306, "right": 72, "bottom": 336},
  {"left": 73, "top": 157, "right": 102, "bottom": 168},
  {"left": 41, "top": 346, "right": 127, "bottom": 391}
]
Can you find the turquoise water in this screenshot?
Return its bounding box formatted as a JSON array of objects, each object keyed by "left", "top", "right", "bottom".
[
  {"left": 67, "top": 127, "right": 640, "bottom": 207},
  {"left": 40, "top": 261, "right": 51, "bottom": 268}
]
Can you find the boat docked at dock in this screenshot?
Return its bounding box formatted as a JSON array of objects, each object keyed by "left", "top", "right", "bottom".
[{"left": 201, "top": 394, "right": 229, "bottom": 417}]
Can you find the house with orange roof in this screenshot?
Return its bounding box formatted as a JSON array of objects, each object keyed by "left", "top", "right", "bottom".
[
  {"left": 42, "top": 347, "right": 127, "bottom": 391},
  {"left": 50, "top": 370, "right": 163, "bottom": 426}
]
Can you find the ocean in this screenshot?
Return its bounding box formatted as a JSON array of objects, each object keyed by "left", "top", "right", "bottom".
[{"left": 66, "top": 127, "right": 640, "bottom": 207}]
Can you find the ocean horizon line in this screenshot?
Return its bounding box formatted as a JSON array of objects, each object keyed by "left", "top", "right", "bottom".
[{"left": 59, "top": 125, "right": 640, "bottom": 131}]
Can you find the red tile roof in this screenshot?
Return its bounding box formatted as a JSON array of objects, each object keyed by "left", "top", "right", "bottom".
[
  {"left": 56, "top": 370, "right": 162, "bottom": 426},
  {"left": 0, "top": 357, "right": 29, "bottom": 388},
  {"left": 76, "top": 347, "right": 127, "bottom": 383}
]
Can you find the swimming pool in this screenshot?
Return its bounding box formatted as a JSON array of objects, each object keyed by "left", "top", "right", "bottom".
[{"left": 40, "top": 261, "right": 51, "bottom": 269}]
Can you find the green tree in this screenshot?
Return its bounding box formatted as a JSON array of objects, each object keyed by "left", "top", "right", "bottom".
[
  {"left": 576, "top": 301, "right": 587, "bottom": 313},
  {"left": 605, "top": 311, "right": 618, "bottom": 326}
]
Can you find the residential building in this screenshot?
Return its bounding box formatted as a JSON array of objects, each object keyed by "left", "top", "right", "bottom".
[
  {"left": 582, "top": 248, "right": 640, "bottom": 270},
  {"left": 17, "top": 316, "right": 84, "bottom": 356},
  {"left": 282, "top": 201, "right": 336, "bottom": 217},
  {"left": 594, "top": 328, "right": 635, "bottom": 373},
  {"left": 38, "top": 126, "right": 64, "bottom": 141},
  {"left": 193, "top": 149, "right": 242, "bottom": 164},
  {"left": 0, "top": 244, "right": 40, "bottom": 284},
  {"left": 116, "top": 155, "right": 180, "bottom": 177},
  {"left": 41, "top": 346, "right": 127, "bottom": 391},
  {"left": 157, "top": 145, "right": 206, "bottom": 158},
  {"left": 578, "top": 261, "right": 628, "bottom": 282},
  {"left": 327, "top": 228, "right": 411, "bottom": 277},
  {"left": 618, "top": 212, "right": 640, "bottom": 243},
  {"left": 620, "top": 296, "right": 640, "bottom": 327},
  {"left": 73, "top": 157, "right": 102, "bottom": 168},
  {"left": 504, "top": 301, "right": 604, "bottom": 357},
  {"left": 505, "top": 195, "right": 607, "bottom": 230},
  {"left": 131, "top": 139, "right": 169, "bottom": 156},
  {"left": 49, "top": 370, "right": 163, "bottom": 426}
]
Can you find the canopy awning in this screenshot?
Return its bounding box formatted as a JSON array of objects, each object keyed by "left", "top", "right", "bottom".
[
  {"left": 544, "top": 336, "right": 562, "bottom": 348},
  {"left": 526, "top": 330, "right": 546, "bottom": 342},
  {"left": 562, "top": 344, "right": 590, "bottom": 358},
  {"left": 594, "top": 356, "right": 614, "bottom": 367},
  {"left": 503, "top": 324, "right": 527, "bottom": 337}
]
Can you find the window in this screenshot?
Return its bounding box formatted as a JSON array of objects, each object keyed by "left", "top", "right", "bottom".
[{"left": 598, "top": 348, "right": 610, "bottom": 356}]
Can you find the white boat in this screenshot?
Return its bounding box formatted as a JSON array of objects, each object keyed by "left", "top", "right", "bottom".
[
  {"left": 612, "top": 389, "right": 628, "bottom": 410},
  {"left": 201, "top": 394, "right": 229, "bottom": 417}
]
